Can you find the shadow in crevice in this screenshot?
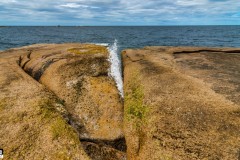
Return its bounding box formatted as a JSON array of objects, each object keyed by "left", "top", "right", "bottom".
[
  {"left": 81, "top": 137, "right": 127, "bottom": 160},
  {"left": 81, "top": 137, "right": 127, "bottom": 152}
]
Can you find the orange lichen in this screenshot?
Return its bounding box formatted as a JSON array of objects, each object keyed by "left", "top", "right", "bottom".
[{"left": 67, "top": 44, "right": 108, "bottom": 55}]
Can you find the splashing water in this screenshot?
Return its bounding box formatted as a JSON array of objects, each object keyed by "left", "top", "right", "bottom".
[{"left": 108, "top": 39, "right": 124, "bottom": 98}]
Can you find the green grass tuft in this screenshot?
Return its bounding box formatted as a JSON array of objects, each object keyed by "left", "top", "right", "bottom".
[{"left": 125, "top": 73, "right": 148, "bottom": 126}]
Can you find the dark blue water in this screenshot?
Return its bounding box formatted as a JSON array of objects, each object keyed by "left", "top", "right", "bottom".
[{"left": 1, "top": 26, "right": 240, "bottom": 51}]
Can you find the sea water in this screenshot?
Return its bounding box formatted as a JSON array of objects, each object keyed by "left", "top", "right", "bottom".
[
  {"left": 1, "top": 26, "right": 240, "bottom": 51},
  {"left": 1, "top": 26, "right": 240, "bottom": 97}
]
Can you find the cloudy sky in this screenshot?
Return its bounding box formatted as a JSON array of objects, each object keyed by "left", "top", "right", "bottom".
[{"left": 0, "top": 0, "right": 240, "bottom": 25}]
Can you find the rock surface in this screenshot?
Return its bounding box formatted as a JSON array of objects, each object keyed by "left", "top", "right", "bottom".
[
  {"left": 2, "top": 43, "right": 240, "bottom": 160},
  {"left": 0, "top": 44, "right": 125, "bottom": 160},
  {"left": 122, "top": 46, "right": 240, "bottom": 160},
  {"left": 19, "top": 43, "right": 124, "bottom": 141}
]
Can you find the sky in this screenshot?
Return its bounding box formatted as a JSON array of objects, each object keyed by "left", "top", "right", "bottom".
[{"left": 0, "top": 0, "right": 240, "bottom": 26}]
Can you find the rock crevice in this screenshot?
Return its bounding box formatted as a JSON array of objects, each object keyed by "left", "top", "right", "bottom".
[{"left": 1, "top": 43, "right": 126, "bottom": 160}]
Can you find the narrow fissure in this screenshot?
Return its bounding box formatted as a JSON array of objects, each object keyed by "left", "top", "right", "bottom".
[{"left": 173, "top": 49, "right": 240, "bottom": 54}]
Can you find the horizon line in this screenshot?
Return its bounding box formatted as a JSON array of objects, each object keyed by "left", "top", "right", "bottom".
[{"left": 1, "top": 24, "right": 240, "bottom": 27}]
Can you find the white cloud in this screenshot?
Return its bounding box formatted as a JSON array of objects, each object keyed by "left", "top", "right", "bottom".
[
  {"left": 0, "top": 0, "right": 240, "bottom": 25},
  {"left": 59, "top": 3, "right": 99, "bottom": 9},
  {"left": 176, "top": 0, "right": 208, "bottom": 6},
  {"left": 0, "top": 0, "right": 17, "bottom": 3},
  {"left": 60, "top": 3, "right": 82, "bottom": 8}
]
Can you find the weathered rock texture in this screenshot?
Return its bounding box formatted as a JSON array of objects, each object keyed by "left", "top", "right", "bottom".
[
  {"left": 2, "top": 43, "right": 240, "bottom": 160},
  {"left": 122, "top": 47, "right": 240, "bottom": 160},
  {"left": 0, "top": 43, "right": 125, "bottom": 160}
]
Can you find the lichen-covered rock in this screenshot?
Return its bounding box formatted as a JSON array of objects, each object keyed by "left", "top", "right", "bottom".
[
  {"left": 19, "top": 43, "right": 124, "bottom": 141},
  {"left": 0, "top": 43, "right": 125, "bottom": 160},
  {"left": 0, "top": 46, "right": 89, "bottom": 160},
  {"left": 122, "top": 47, "right": 240, "bottom": 160}
]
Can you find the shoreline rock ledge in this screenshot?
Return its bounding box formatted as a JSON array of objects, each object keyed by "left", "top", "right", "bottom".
[
  {"left": 1, "top": 44, "right": 240, "bottom": 160},
  {"left": 122, "top": 46, "right": 240, "bottom": 160}
]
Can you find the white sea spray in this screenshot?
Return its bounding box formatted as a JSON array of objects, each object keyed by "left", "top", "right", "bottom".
[{"left": 107, "top": 39, "right": 124, "bottom": 98}]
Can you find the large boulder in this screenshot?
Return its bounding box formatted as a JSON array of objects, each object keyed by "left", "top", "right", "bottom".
[
  {"left": 122, "top": 47, "right": 240, "bottom": 160},
  {"left": 19, "top": 44, "right": 124, "bottom": 141},
  {"left": 0, "top": 43, "right": 125, "bottom": 160}
]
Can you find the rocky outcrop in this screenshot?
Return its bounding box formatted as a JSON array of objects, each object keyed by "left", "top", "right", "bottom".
[
  {"left": 2, "top": 44, "right": 240, "bottom": 160},
  {"left": 0, "top": 43, "right": 125, "bottom": 160},
  {"left": 122, "top": 47, "right": 240, "bottom": 160},
  {"left": 19, "top": 44, "right": 124, "bottom": 141}
]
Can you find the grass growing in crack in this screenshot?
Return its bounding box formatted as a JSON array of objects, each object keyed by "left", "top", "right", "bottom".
[
  {"left": 125, "top": 73, "right": 148, "bottom": 126},
  {"left": 125, "top": 72, "right": 149, "bottom": 154}
]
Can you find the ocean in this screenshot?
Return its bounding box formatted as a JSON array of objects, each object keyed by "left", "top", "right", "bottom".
[{"left": 1, "top": 26, "right": 240, "bottom": 51}]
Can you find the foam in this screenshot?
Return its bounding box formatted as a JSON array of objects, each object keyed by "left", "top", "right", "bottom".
[{"left": 107, "top": 39, "right": 124, "bottom": 98}]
